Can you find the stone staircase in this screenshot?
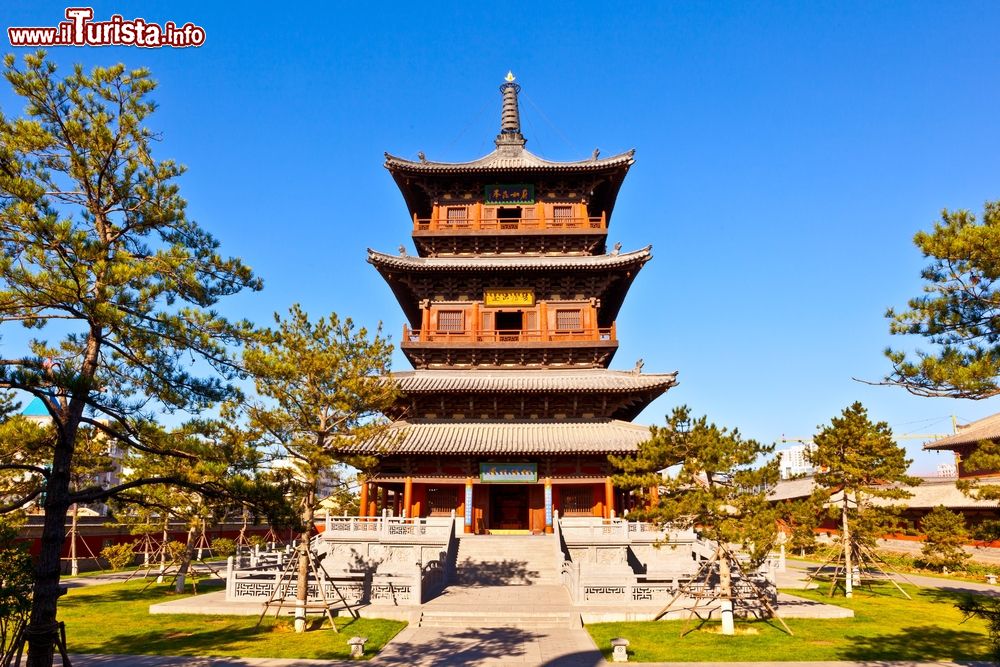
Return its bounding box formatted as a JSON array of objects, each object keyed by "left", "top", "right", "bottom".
[
  {"left": 452, "top": 534, "right": 562, "bottom": 586},
  {"left": 417, "top": 535, "right": 578, "bottom": 628}
]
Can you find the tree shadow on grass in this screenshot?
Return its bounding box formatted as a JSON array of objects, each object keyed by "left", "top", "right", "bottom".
[
  {"left": 837, "top": 625, "right": 991, "bottom": 663},
  {"left": 67, "top": 615, "right": 395, "bottom": 660},
  {"left": 72, "top": 624, "right": 286, "bottom": 658}
]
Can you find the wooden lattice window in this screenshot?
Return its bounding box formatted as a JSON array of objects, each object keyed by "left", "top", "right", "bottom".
[
  {"left": 552, "top": 205, "right": 574, "bottom": 225},
  {"left": 555, "top": 309, "right": 582, "bottom": 331},
  {"left": 561, "top": 486, "right": 593, "bottom": 516},
  {"left": 437, "top": 310, "right": 464, "bottom": 332},
  {"left": 426, "top": 487, "right": 458, "bottom": 516},
  {"left": 446, "top": 207, "right": 468, "bottom": 226}
]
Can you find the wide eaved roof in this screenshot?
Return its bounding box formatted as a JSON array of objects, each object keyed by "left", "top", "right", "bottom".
[
  {"left": 348, "top": 418, "right": 652, "bottom": 456},
  {"left": 925, "top": 412, "right": 1000, "bottom": 450},
  {"left": 391, "top": 368, "right": 677, "bottom": 394},
  {"left": 383, "top": 146, "right": 635, "bottom": 175},
  {"left": 367, "top": 246, "right": 652, "bottom": 272}
]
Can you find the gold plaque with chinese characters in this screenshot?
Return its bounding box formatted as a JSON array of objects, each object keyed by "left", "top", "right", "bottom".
[{"left": 484, "top": 288, "right": 535, "bottom": 307}]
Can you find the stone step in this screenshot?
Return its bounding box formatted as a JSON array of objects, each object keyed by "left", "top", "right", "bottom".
[
  {"left": 419, "top": 611, "right": 577, "bottom": 629},
  {"left": 453, "top": 578, "right": 563, "bottom": 586}
]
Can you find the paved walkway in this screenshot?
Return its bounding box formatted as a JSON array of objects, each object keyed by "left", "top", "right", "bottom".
[{"left": 784, "top": 558, "right": 1000, "bottom": 597}]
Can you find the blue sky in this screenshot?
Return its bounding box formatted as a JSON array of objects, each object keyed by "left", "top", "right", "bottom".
[{"left": 3, "top": 1, "right": 999, "bottom": 473}]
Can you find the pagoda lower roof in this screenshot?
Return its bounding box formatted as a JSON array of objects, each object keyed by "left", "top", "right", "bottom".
[
  {"left": 367, "top": 246, "right": 651, "bottom": 272},
  {"left": 349, "top": 418, "right": 652, "bottom": 456},
  {"left": 383, "top": 146, "right": 635, "bottom": 174},
  {"left": 391, "top": 368, "right": 677, "bottom": 394}
]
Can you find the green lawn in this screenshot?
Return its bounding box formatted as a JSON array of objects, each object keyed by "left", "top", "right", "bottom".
[
  {"left": 587, "top": 584, "right": 993, "bottom": 662},
  {"left": 59, "top": 579, "right": 407, "bottom": 660}
]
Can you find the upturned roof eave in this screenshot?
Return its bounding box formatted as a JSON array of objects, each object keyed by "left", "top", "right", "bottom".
[
  {"left": 387, "top": 369, "right": 679, "bottom": 394},
  {"left": 366, "top": 246, "right": 652, "bottom": 272},
  {"left": 383, "top": 147, "right": 636, "bottom": 174}
]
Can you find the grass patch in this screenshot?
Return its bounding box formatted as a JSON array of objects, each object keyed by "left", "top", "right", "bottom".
[
  {"left": 587, "top": 584, "right": 993, "bottom": 662},
  {"left": 59, "top": 579, "right": 406, "bottom": 660}
]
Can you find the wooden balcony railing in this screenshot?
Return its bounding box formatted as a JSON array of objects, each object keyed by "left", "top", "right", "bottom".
[
  {"left": 403, "top": 324, "right": 616, "bottom": 344},
  {"left": 414, "top": 213, "right": 606, "bottom": 233}
]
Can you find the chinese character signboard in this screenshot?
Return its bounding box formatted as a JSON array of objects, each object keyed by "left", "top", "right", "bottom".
[
  {"left": 465, "top": 484, "right": 473, "bottom": 526},
  {"left": 484, "top": 288, "right": 535, "bottom": 307},
  {"left": 480, "top": 462, "right": 538, "bottom": 484},
  {"left": 485, "top": 184, "right": 534, "bottom": 205},
  {"left": 544, "top": 483, "right": 553, "bottom": 527}
]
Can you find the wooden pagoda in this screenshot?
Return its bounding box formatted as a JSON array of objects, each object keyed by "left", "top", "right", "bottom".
[{"left": 352, "top": 73, "right": 676, "bottom": 534}]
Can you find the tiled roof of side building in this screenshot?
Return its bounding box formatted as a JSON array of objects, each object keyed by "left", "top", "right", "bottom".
[
  {"left": 924, "top": 412, "right": 1000, "bottom": 450},
  {"left": 367, "top": 246, "right": 652, "bottom": 272},
  {"left": 390, "top": 368, "right": 678, "bottom": 393},
  {"left": 768, "top": 475, "right": 1000, "bottom": 509},
  {"left": 347, "top": 419, "right": 653, "bottom": 456}
]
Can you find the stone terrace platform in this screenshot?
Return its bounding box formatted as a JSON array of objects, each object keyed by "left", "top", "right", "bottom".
[{"left": 150, "top": 582, "right": 852, "bottom": 624}]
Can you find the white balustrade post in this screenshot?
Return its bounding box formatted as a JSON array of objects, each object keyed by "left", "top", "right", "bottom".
[
  {"left": 325, "top": 513, "right": 331, "bottom": 533},
  {"left": 225, "top": 556, "right": 234, "bottom": 599}
]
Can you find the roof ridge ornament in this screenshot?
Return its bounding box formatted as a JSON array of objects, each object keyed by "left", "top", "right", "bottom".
[{"left": 496, "top": 71, "right": 526, "bottom": 150}]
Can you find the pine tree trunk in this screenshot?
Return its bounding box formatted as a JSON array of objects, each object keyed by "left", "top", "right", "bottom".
[
  {"left": 174, "top": 525, "right": 196, "bottom": 593},
  {"left": 718, "top": 547, "right": 735, "bottom": 635},
  {"left": 25, "top": 432, "right": 74, "bottom": 667},
  {"left": 294, "top": 490, "right": 316, "bottom": 633},
  {"left": 842, "top": 492, "right": 853, "bottom": 598}
]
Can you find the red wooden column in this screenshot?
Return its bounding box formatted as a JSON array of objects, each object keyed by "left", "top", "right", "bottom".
[
  {"left": 366, "top": 483, "right": 377, "bottom": 517},
  {"left": 359, "top": 477, "right": 369, "bottom": 517},
  {"left": 403, "top": 476, "right": 413, "bottom": 518},
  {"left": 604, "top": 478, "right": 615, "bottom": 519}
]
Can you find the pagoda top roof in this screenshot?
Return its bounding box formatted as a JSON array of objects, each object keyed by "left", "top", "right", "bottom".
[
  {"left": 367, "top": 246, "right": 651, "bottom": 272},
  {"left": 924, "top": 411, "right": 1000, "bottom": 451},
  {"left": 390, "top": 368, "right": 677, "bottom": 394},
  {"left": 383, "top": 145, "right": 636, "bottom": 175},
  {"left": 384, "top": 74, "right": 635, "bottom": 220},
  {"left": 348, "top": 418, "right": 652, "bottom": 456}
]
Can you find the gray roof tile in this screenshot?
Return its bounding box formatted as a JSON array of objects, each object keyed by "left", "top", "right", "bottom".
[
  {"left": 391, "top": 369, "right": 678, "bottom": 393},
  {"left": 925, "top": 412, "right": 1000, "bottom": 450},
  {"left": 349, "top": 419, "right": 652, "bottom": 455}
]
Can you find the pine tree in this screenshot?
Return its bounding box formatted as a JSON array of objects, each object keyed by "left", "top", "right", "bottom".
[
  {"left": 611, "top": 406, "right": 779, "bottom": 635},
  {"left": 885, "top": 200, "right": 1000, "bottom": 398},
  {"left": 0, "top": 53, "right": 260, "bottom": 666},
  {"left": 240, "top": 305, "right": 397, "bottom": 632},
  {"left": 810, "top": 402, "right": 918, "bottom": 597},
  {"left": 920, "top": 505, "right": 970, "bottom": 571}
]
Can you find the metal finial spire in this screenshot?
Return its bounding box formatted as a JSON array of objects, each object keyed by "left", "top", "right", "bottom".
[{"left": 496, "top": 71, "right": 525, "bottom": 149}]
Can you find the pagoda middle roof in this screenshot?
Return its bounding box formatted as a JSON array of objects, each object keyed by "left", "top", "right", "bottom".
[
  {"left": 391, "top": 368, "right": 678, "bottom": 394},
  {"left": 383, "top": 146, "right": 635, "bottom": 175},
  {"left": 348, "top": 418, "right": 653, "bottom": 456},
  {"left": 367, "top": 246, "right": 652, "bottom": 272}
]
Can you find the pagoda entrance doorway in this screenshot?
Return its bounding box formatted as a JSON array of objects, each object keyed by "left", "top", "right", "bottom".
[{"left": 488, "top": 485, "right": 529, "bottom": 532}]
